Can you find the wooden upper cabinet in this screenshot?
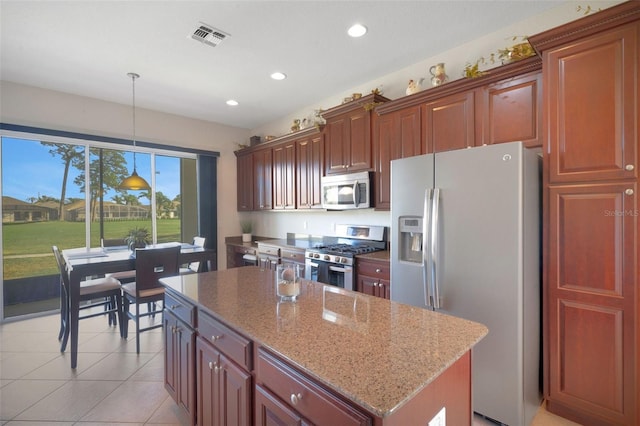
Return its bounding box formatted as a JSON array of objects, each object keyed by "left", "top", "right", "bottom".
[
  {"left": 253, "top": 148, "right": 273, "bottom": 210},
  {"left": 296, "top": 133, "right": 324, "bottom": 209},
  {"left": 235, "top": 151, "right": 254, "bottom": 211},
  {"left": 423, "top": 90, "right": 475, "bottom": 153},
  {"left": 541, "top": 21, "right": 638, "bottom": 183},
  {"left": 479, "top": 71, "right": 542, "bottom": 148},
  {"left": 273, "top": 142, "right": 296, "bottom": 210},
  {"left": 374, "top": 105, "right": 421, "bottom": 209},
  {"left": 322, "top": 93, "right": 390, "bottom": 175}
]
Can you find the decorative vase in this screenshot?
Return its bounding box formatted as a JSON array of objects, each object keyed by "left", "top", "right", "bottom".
[{"left": 242, "top": 233, "right": 252, "bottom": 243}]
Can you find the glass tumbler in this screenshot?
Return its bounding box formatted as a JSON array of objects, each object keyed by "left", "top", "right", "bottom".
[{"left": 276, "top": 263, "right": 302, "bottom": 301}]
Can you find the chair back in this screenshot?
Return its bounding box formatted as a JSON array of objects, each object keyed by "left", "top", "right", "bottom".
[
  {"left": 52, "top": 245, "right": 69, "bottom": 287},
  {"left": 193, "top": 236, "right": 206, "bottom": 248},
  {"left": 101, "top": 238, "right": 127, "bottom": 248},
  {"left": 188, "top": 236, "right": 206, "bottom": 272},
  {"left": 134, "top": 245, "right": 181, "bottom": 293}
]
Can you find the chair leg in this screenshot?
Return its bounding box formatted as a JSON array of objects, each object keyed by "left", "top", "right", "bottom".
[
  {"left": 116, "top": 293, "right": 125, "bottom": 338},
  {"left": 122, "top": 296, "right": 130, "bottom": 339},
  {"left": 135, "top": 301, "right": 141, "bottom": 354},
  {"left": 58, "top": 281, "right": 68, "bottom": 341}
]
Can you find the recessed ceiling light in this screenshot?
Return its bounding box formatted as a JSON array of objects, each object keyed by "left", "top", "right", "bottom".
[
  {"left": 226, "top": 99, "right": 239, "bottom": 106},
  {"left": 348, "top": 23, "right": 367, "bottom": 38},
  {"left": 270, "top": 72, "right": 287, "bottom": 80}
]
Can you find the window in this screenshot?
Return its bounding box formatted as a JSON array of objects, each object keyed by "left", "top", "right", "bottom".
[{"left": 1, "top": 132, "right": 200, "bottom": 320}]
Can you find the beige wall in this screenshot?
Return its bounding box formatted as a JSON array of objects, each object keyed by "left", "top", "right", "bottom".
[{"left": 0, "top": 80, "right": 250, "bottom": 268}]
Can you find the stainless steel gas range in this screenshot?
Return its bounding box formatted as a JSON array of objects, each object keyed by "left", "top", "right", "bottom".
[{"left": 304, "top": 224, "right": 386, "bottom": 291}]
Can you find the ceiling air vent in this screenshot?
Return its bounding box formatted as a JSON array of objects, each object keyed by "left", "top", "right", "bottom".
[{"left": 189, "top": 22, "right": 230, "bottom": 47}]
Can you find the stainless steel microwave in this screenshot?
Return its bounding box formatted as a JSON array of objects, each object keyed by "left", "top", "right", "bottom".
[{"left": 321, "top": 171, "right": 371, "bottom": 210}]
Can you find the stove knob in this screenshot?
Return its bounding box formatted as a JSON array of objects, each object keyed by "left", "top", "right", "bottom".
[
  {"left": 341, "top": 258, "right": 348, "bottom": 264},
  {"left": 314, "top": 253, "right": 320, "bottom": 259},
  {"left": 335, "top": 256, "right": 341, "bottom": 263},
  {"left": 324, "top": 255, "right": 330, "bottom": 261}
]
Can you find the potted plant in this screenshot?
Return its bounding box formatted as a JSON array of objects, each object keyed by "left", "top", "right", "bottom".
[
  {"left": 240, "top": 220, "right": 253, "bottom": 243},
  {"left": 124, "top": 226, "right": 150, "bottom": 251}
]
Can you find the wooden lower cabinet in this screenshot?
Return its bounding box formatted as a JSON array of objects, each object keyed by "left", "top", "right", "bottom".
[
  {"left": 546, "top": 182, "right": 637, "bottom": 425},
  {"left": 196, "top": 336, "right": 252, "bottom": 426},
  {"left": 255, "top": 348, "right": 371, "bottom": 426},
  {"left": 226, "top": 243, "right": 257, "bottom": 269},
  {"left": 356, "top": 258, "right": 390, "bottom": 299},
  {"left": 255, "top": 384, "right": 309, "bottom": 426},
  {"left": 164, "top": 301, "right": 196, "bottom": 425}
]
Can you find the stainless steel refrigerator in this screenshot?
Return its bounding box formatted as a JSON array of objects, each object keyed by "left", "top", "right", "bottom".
[{"left": 390, "top": 141, "right": 540, "bottom": 426}]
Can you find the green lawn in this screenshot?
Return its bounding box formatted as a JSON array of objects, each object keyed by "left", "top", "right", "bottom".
[{"left": 3, "top": 219, "right": 181, "bottom": 279}]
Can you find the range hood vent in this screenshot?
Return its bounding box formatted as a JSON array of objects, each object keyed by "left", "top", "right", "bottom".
[{"left": 189, "top": 23, "right": 230, "bottom": 47}]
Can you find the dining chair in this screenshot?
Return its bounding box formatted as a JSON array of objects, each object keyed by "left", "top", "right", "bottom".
[
  {"left": 121, "top": 245, "right": 180, "bottom": 353},
  {"left": 52, "top": 245, "right": 124, "bottom": 353},
  {"left": 102, "top": 238, "right": 136, "bottom": 283},
  {"left": 179, "top": 236, "right": 206, "bottom": 275}
]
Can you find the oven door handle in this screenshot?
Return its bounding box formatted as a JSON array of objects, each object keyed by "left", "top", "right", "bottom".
[
  {"left": 307, "top": 261, "right": 319, "bottom": 268},
  {"left": 329, "top": 265, "right": 351, "bottom": 272}
]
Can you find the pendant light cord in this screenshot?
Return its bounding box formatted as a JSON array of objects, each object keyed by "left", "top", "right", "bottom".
[{"left": 128, "top": 72, "right": 140, "bottom": 170}]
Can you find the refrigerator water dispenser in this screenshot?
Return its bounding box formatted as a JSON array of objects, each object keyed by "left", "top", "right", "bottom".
[{"left": 399, "top": 216, "right": 423, "bottom": 263}]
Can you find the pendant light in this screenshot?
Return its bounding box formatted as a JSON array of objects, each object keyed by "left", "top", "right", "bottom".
[{"left": 117, "top": 72, "right": 151, "bottom": 191}]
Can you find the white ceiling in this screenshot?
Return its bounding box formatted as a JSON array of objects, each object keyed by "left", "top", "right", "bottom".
[{"left": 1, "top": 1, "right": 566, "bottom": 130}]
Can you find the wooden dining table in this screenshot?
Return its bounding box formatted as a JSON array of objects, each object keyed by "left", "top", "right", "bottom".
[{"left": 61, "top": 242, "right": 216, "bottom": 368}]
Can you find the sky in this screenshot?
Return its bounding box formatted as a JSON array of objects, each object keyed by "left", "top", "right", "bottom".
[{"left": 1, "top": 137, "right": 181, "bottom": 203}]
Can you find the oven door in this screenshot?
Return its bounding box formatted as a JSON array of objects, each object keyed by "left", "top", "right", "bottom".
[{"left": 305, "top": 258, "right": 353, "bottom": 291}]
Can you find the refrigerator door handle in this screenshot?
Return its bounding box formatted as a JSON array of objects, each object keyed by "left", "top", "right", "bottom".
[
  {"left": 423, "top": 188, "right": 433, "bottom": 309},
  {"left": 431, "top": 187, "right": 441, "bottom": 309}
]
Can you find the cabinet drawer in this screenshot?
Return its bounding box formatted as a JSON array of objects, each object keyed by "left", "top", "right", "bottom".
[
  {"left": 356, "top": 261, "right": 390, "bottom": 279},
  {"left": 258, "top": 244, "right": 280, "bottom": 257},
  {"left": 233, "top": 245, "right": 256, "bottom": 256},
  {"left": 281, "top": 248, "right": 305, "bottom": 264},
  {"left": 164, "top": 291, "right": 196, "bottom": 328},
  {"left": 256, "top": 348, "right": 371, "bottom": 426},
  {"left": 198, "top": 310, "right": 252, "bottom": 371}
]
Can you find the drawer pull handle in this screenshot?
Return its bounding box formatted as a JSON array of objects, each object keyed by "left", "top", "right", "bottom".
[
  {"left": 211, "top": 334, "right": 223, "bottom": 341},
  {"left": 290, "top": 393, "right": 303, "bottom": 405},
  {"left": 625, "top": 164, "right": 635, "bottom": 171},
  {"left": 170, "top": 304, "right": 180, "bottom": 310},
  {"left": 375, "top": 268, "right": 381, "bottom": 273}
]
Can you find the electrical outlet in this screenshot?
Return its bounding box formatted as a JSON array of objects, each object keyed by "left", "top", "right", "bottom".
[{"left": 428, "top": 407, "right": 446, "bottom": 426}]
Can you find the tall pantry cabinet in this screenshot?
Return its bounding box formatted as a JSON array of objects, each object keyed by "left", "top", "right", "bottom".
[{"left": 529, "top": 3, "right": 640, "bottom": 425}]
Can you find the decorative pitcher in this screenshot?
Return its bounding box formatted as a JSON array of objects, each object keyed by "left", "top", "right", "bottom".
[{"left": 429, "top": 63, "right": 448, "bottom": 86}]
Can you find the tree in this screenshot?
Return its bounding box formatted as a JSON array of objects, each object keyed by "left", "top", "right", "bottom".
[
  {"left": 41, "top": 142, "right": 83, "bottom": 220},
  {"left": 155, "top": 191, "right": 173, "bottom": 218},
  {"left": 73, "top": 148, "right": 129, "bottom": 221}
]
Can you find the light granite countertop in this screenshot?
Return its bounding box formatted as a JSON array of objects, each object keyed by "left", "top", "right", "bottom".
[{"left": 161, "top": 266, "right": 487, "bottom": 418}]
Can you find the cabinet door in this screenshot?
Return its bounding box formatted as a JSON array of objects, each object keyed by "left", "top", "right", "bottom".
[
  {"left": 255, "top": 384, "right": 308, "bottom": 426},
  {"left": 254, "top": 149, "right": 273, "bottom": 210},
  {"left": 197, "top": 337, "right": 219, "bottom": 426},
  {"left": 273, "top": 143, "right": 296, "bottom": 210},
  {"left": 356, "top": 275, "right": 378, "bottom": 297},
  {"left": 219, "top": 352, "right": 252, "bottom": 426},
  {"left": 165, "top": 310, "right": 196, "bottom": 424},
  {"left": 236, "top": 152, "right": 254, "bottom": 211},
  {"left": 547, "top": 183, "right": 637, "bottom": 425},
  {"left": 347, "top": 109, "right": 372, "bottom": 172},
  {"left": 481, "top": 71, "right": 542, "bottom": 148},
  {"left": 375, "top": 106, "right": 421, "bottom": 210},
  {"left": 424, "top": 91, "right": 475, "bottom": 153},
  {"left": 297, "top": 135, "right": 324, "bottom": 209},
  {"left": 325, "top": 116, "right": 348, "bottom": 174},
  {"left": 545, "top": 23, "right": 638, "bottom": 183}
]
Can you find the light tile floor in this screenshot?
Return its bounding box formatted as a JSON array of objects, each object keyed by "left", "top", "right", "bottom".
[{"left": 0, "top": 309, "right": 581, "bottom": 426}]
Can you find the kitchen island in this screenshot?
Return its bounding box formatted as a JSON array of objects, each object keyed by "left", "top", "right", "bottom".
[{"left": 160, "top": 266, "right": 487, "bottom": 426}]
